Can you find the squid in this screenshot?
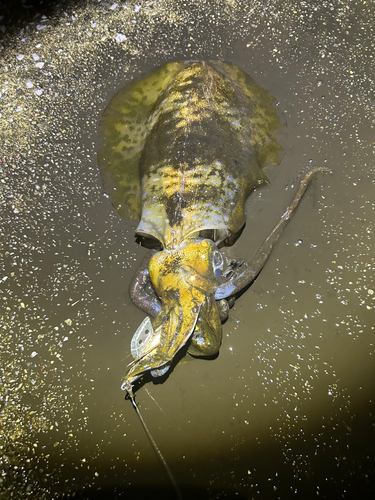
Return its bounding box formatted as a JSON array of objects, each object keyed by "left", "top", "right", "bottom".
[{"left": 98, "top": 61, "right": 329, "bottom": 396}]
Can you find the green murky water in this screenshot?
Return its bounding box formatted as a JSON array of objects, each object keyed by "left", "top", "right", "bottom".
[{"left": 1, "top": 1, "right": 374, "bottom": 498}]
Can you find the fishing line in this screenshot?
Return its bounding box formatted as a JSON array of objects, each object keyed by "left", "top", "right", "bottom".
[
  {"left": 128, "top": 393, "right": 183, "bottom": 500},
  {"left": 145, "top": 387, "right": 167, "bottom": 416}
]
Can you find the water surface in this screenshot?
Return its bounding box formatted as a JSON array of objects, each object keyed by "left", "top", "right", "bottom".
[{"left": 1, "top": 1, "right": 374, "bottom": 499}]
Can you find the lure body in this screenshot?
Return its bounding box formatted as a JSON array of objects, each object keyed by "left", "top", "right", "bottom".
[{"left": 99, "top": 61, "right": 328, "bottom": 393}]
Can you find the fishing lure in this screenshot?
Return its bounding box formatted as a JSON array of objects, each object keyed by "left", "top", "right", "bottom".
[{"left": 98, "top": 60, "right": 329, "bottom": 397}]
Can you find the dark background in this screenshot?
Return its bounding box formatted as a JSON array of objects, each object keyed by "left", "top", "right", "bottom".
[{"left": 1, "top": 0, "right": 73, "bottom": 26}]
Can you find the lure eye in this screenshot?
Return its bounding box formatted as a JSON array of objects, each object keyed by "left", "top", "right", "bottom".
[{"left": 213, "top": 250, "right": 224, "bottom": 279}]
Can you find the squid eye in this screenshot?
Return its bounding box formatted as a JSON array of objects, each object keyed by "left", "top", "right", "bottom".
[{"left": 213, "top": 250, "right": 223, "bottom": 279}]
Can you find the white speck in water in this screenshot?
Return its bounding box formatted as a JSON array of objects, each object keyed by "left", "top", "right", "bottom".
[
  {"left": 35, "top": 62, "right": 44, "bottom": 68},
  {"left": 26, "top": 81, "right": 33, "bottom": 88},
  {"left": 115, "top": 33, "right": 127, "bottom": 43},
  {"left": 16, "top": 54, "right": 24, "bottom": 60},
  {"left": 30, "top": 351, "right": 38, "bottom": 358},
  {"left": 32, "top": 53, "right": 40, "bottom": 61}
]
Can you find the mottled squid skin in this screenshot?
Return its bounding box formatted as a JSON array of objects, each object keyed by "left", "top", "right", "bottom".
[
  {"left": 136, "top": 61, "right": 281, "bottom": 248},
  {"left": 98, "top": 61, "right": 328, "bottom": 393}
]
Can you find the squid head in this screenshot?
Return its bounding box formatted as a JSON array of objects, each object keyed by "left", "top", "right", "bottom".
[{"left": 122, "top": 239, "right": 224, "bottom": 393}]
